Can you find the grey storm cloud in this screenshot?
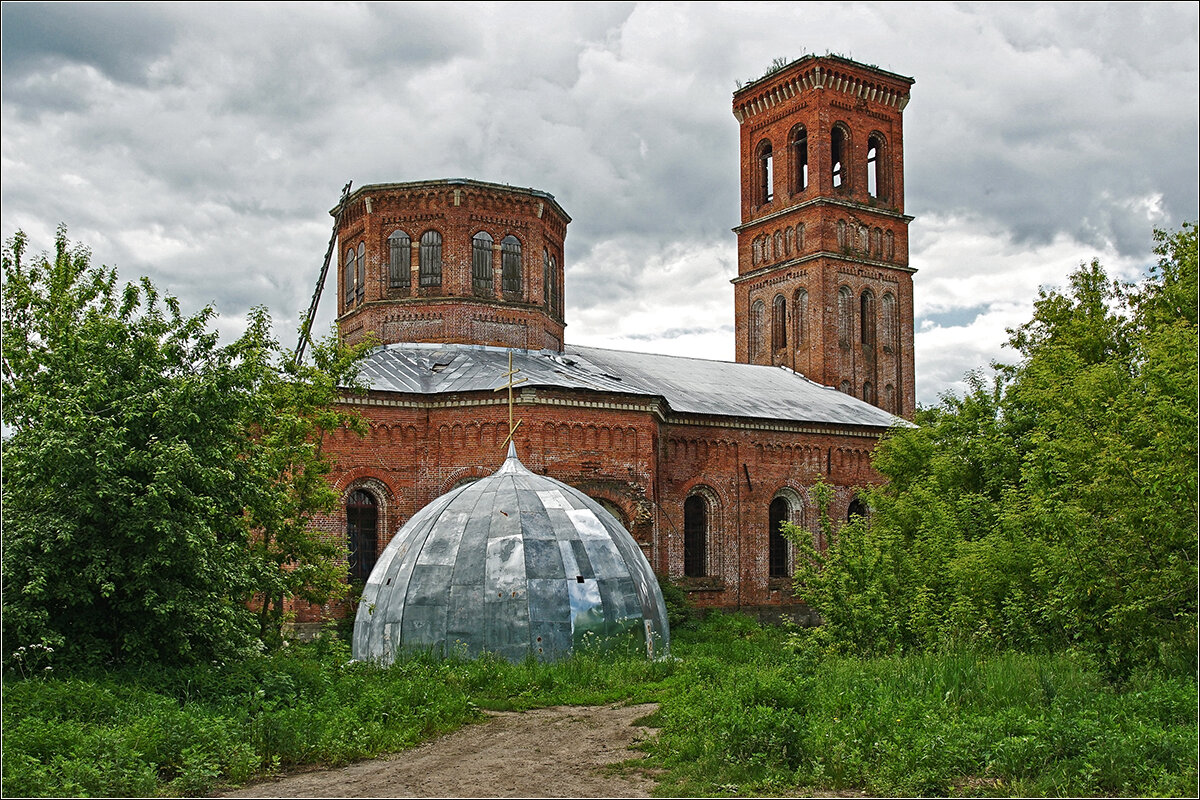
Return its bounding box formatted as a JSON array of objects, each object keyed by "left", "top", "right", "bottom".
[{"left": 2, "top": 1, "right": 1196, "bottom": 406}]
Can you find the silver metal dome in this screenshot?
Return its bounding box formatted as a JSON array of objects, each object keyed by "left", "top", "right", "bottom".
[{"left": 352, "top": 444, "right": 670, "bottom": 663}]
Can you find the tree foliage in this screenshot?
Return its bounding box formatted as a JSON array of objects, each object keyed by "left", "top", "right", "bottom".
[
  {"left": 2, "top": 227, "right": 370, "bottom": 667},
  {"left": 789, "top": 223, "right": 1198, "bottom": 678}
]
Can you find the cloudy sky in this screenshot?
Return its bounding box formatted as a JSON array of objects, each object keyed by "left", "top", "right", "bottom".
[{"left": 3, "top": 2, "right": 1197, "bottom": 405}]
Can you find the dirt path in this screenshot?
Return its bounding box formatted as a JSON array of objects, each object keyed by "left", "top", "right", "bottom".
[{"left": 216, "top": 703, "right": 661, "bottom": 798}]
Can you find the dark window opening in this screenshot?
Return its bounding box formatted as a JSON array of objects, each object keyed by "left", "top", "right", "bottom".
[
  {"left": 790, "top": 125, "right": 808, "bottom": 192},
  {"left": 684, "top": 495, "right": 707, "bottom": 577},
  {"left": 837, "top": 286, "right": 853, "bottom": 349},
  {"left": 772, "top": 294, "right": 787, "bottom": 351},
  {"left": 501, "top": 235, "right": 522, "bottom": 293},
  {"left": 831, "top": 126, "right": 847, "bottom": 189},
  {"left": 757, "top": 140, "right": 774, "bottom": 204},
  {"left": 419, "top": 230, "right": 442, "bottom": 287},
  {"left": 769, "top": 497, "right": 789, "bottom": 578},
  {"left": 472, "top": 231, "right": 494, "bottom": 295},
  {"left": 344, "top": 246, "right": 356, "bottom": 307},
  {"left": 794, "top": 288, "right": 808, "bottom": 346},
  {"left": 860, "top": 289, "right": 876, "bottom": 349},
  {"left": 868, "top": 134, "right": 885, "bottom": 200},
  {"left": 847, "top": 498, "right": 868, "bottom": 523},
  {"left": 347, "top": 489, "right": 378, "bottom": 582},
  {"left": 388, "top": 230, "right": 411, "bottom": 289},
  {"left": 356, "top": 242, "right": 365, "bottom": 303}
]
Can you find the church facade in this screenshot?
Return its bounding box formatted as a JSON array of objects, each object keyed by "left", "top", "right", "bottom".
[{"left": 307, "top": 55, "right": 917, "bottom": 623}]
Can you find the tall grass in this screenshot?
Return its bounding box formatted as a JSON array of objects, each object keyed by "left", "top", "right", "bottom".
[{"left": 3, "top": 615, "right": 1195, "bottom": 797}]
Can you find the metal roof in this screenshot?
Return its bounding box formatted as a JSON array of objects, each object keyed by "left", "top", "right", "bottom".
[
  {"left": 355, "top": 342, "right": 909, "bottom": 430},
  {"left": 352, "top": 444, "right": 669, "bottom": 663}
]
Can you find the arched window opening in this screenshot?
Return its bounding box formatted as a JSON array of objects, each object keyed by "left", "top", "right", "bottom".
[
  {"left": 344, "top": 245, "right": 356, "bottom": 307},
  {"left": 860, "top": 289, "right": 876, "bottom": 349},
  {"left": 347, "top": 489, "right": 378, "bottom": 583},
  {"left": 837, "top": 286, "right": 853, "bottom": 349},
  {"left": 858, "top": 225, "right": 869, "bottom": 252},
  {"left": 831, "top": 125, "right": 848, "bottom": 189},
  {"left": 752, "top": 236, "right": 763, "bottom": 266},
  {"left": 684, "top": 494, "right": 708, "bottom": 577},
  {"left": 885, "top": 230, "right": 895, "bottom": 260},
  {"left": 769, "top": 496, "right": 790, "bottom": 578},
  {"left": 847, "top": 498, "right": 868, "bottom": 523},
  {"left": 794, "top": 288, "right": 809, "bottom": 347},
  {"left": 863, "top": 381, "right": 876, "bottom": 405},
  {"left": 419, "top": 230, "right": 442, "bottom": 287},
  {"left": 472, "top": 231, "right": 494, "bottom": 296},
  {"left": 872, "top": 227, "right": 883, "bottom": 259},
  {"left": 881, "top": 292, "right": 898, "bottom": 354},
  {"left": 356, "top": 242, "right": 366, "bottom": 303},
  {"left": 796, "top": 223, "right": 805, "bottom": 251},
  {"left": 388, "top": 230, "right": 411, "bottom": 289},
  {"left": 750, "top": 299, "right": 766, "bottom": 362},
  {"left": 839, "top": 380, "right": 852, "bottom": 394},
  {"left": 867, "top": 134, "right": 886, "bottom": 200},
  {"left": 597, "top": 499, "right": 628, "bottom": 530},
  {"left": 884, "top": 383, "right": 896, "bottom": 413},
  {"left": 790, "top": 125, "right": 808, "bottom": 192},
  {"left": 543, "top": 249, "right": 551, "bottom": 306},
  {"left": 501, "top": 235, "right": 522, "bottom": 293},
  {"left": 757, "top": 140, "right": 774, "bottom": 204},
  {"left": 837, "top": 219, "right": 847, "bottom": 250},
  {"left": 772, "top": 294, "right": 787, "bottom": 351},
  {"left": 773, "top": 231, "right": 784, "bottom": 261},
  {"left": 784, "top": 227, "right": 794, "bottom": 256},
  {"left": 550, "top": 255, "right": 561, "bottom": 317}
]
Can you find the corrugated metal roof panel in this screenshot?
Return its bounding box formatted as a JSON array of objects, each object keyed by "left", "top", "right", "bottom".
[{"left": 354, "top": 342, "right": 910, "bottom": 429}]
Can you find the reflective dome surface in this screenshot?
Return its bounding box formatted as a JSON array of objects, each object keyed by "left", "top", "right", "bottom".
[{"left": 352, "top": 444, "right": 670, "bottom": 663}]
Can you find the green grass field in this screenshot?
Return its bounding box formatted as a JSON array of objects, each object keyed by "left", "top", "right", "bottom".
[{"left": 3, "top": 614, "right": 1195, "bottom": 797}]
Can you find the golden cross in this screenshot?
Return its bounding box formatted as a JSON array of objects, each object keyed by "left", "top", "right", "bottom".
[{"left": 492, "top": 348, "right": 528, "bottom": 450}]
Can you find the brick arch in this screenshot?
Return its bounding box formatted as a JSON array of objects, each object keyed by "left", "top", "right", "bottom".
[{"left": 438, "top": 464, "right": 493, "bottom": 496}]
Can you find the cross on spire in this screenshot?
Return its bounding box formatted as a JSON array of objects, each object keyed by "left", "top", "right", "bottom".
[{"left": 493, "top": 349, "right": 528, "bottom": 451}]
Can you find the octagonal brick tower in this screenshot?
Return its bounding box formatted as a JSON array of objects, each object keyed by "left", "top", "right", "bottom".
[
  {"left": 732, "top": 55, "right": 917, "bottom": 418},
  {"left": 335, "top": 179, "right": 570, "bottom": 352}
]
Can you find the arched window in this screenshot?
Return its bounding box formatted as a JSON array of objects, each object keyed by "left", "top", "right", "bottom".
[
  {"left": 784, "top": 226, "right": 794, "bottom": 256},
  {"left": 684, "top": 494, "right": 708, "bottom": 577},
  {"left": 860, "top": 289, "right": 876, "bottom": 348},
  {"left": 863, "top": 381, "right": 876, "bottom": 405},
  {"left": 773, "top": 231, "right": 784, "bottom": 261},
  {"left": 837, "top": 219, "right": 847, "bottom": 250},
  {"left": 794, "top": 288, "right": 808, "bottom": 347},
  {"left": 756, "top": 139, "right": 774, "bottom": 204},
  {"left": 763, "top": 233, "right": 773, "bottom": 262},
  {"left": 419, "top": 230, "right": 442, "bottom": 287},
  {"left": 872, "top": 227, "right": 883, "bottom": 259},
  {"left": 881, "top": 292, "right": 898, "bottom": 353},
  {"left": 772, "top": 294, "right": 787, "bottom": 351},
  {"left": 543, "top": 248, "right": 551, "bottom": 306},
  {"left": 885, "top": 230, "right": 895, "bottom": 260},
  {"left": 388, "top": 230, "right": 411, "bottom": 289},
  {"left": 356, "top": 242, "right": 365, "bottom": 303},
  {"left": 867, "top": 134, "right": 886, "bottom": 200},
  {"left": 750, "top": 299, "right": 766, "bottom": 362},
  {"left": 789, "top": 125, "right": 808, "bottom": 193},
  {"left": 831, "top": 125, "right": 849, "bottom": 189},
  {"left": 796, "top": 223, "right": 805, "bottom": 251},
  {"left": 472, "top": 231, "right": 494, "bottom": 295},
  {"left": 501, "top": 235, "right": 522, "bottom": 293},
  {"left": 550, "top": 255, "right": 561, "bottom": 317},
  {"left": 847, "top": 498, "right": 868, "bottom": 523},
  {"left": 347, "top": 489, "right": 378, "bottom": 582},
  {"left": 884, "top": 383, "right": 896, "bottom": 413},
  {"left": 837, "top": 286, "right": 853, "bottom": 349},
  {"left": 752, "top": 237, "right": 763, "bottom": 266},
  {"left": 769, "top": 496, "right": 790, "bottom": 578},
  {"left": 840, "top": 380, "right": 852, "bottom": 394},
  {"left": 344, "top": 245, "right": 356, "bottom": 307}
]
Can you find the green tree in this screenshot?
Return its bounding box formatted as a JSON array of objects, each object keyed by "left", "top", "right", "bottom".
[
  {"left": 2, "top": 227, "right": 369, "bottom": 667},
  {"left": 787, "top": 223, "right": 1198, "bottom": 678}
]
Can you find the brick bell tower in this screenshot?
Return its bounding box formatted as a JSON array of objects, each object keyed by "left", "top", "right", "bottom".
[
  {"left": 335, "top": 179, "right": 570, "bottom": 352},
  {"left": 732, "top": 55, "right": 916, "bottom": 418}
]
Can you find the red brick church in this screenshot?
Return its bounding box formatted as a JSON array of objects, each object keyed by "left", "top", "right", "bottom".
[{"left": 312, "top": 55, "right": 916, "bottom": 621}]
